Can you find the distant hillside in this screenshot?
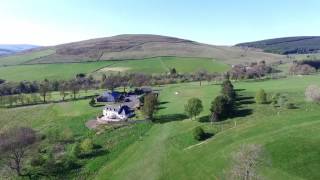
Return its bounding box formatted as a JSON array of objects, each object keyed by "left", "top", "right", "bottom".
[
  {"left": 0, "top": 44, "right": 39, "bottom": 56},
  {"left": 236, "top": 36, "right": 320, "bottom": 54},
  {"left": 0, "top": 34, "right": 285, "bottom": 66}
]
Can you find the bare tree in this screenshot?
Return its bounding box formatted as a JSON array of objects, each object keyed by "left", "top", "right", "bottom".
[
  {"left": 228, "top": 144, "right": 265, "bottom": 180},
  {"left": 69, "top": 79, "right": 80, "bottom": 100},
  {"left": 39, "top": 79, "right": 50, "bottom": 103},
  {"left": 305, "top": 85, "right": 320, "bottom": 102},
  {"left": 0, "top": 127, "right": 37, "bottom": 177},
  {"left": 59, "top": 81, "right": 69, "bottom": 101}
]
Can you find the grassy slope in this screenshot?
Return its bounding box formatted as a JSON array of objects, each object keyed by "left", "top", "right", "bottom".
[
  {"left": 0, "top": 49, "right": 55, "bottom": 66},
  {"left": 0, "top": 57, "right": 229, "bottom": 81},
  {"left": 0, "top": 61, "right": 115, "bottom": 81},
  {"left": 1, "top": 76, "right": 320, "bottom": 179},
  {"left": 95, "top": 76, "right": 320, "bottom": 180},
  {"left": 101, "top": 57, "right": 229, "bottom": 74}
]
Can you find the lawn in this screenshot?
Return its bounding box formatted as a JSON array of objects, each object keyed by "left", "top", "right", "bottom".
[
  {"left": 0, "top": 56, "right": 229, "bottom": 82},
  {"left": 1, "top": 75, "right": 320, "bottom": 179},
  {"left": 95, "top": 76, "right": 320, "bottom": 180}
]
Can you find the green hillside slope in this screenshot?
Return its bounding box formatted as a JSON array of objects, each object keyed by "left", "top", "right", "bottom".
[{"left": 236, "top": 36, "right": 320, "bottom": 54}]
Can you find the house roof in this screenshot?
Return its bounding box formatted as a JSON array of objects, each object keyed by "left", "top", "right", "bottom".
[{"left": 104, "top": 104, "right": 131, "bottom": 115}]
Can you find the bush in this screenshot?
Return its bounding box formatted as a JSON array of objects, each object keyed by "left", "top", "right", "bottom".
[
  {"left": 61, "top": 128, "right": 74, "bottom": 142},
  {"left": 255, "top": 89, "right": 267, "bottom": 104},
  {"left": 71, "top": 142, "right": 81, "bottom": 158},
  {"left": 80, "top": 138, "right": 94, "bottom": 154},
  {"left": 285, "top": 102, "right": 295, "bottom": 109},
  {"left": 30, "top": 154, "right": 45, "bottom": 167},
  {"left": 89, "top": 97, "right": 96, "bottom": 106},
  {"left": 277, "top": 95, "right": 288, "bottom": 107},
  {"left": 193, "top": 126, "right": 206, "bottom": 141}
]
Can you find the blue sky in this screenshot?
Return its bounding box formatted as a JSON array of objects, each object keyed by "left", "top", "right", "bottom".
[{"left": 1, "top": 0, "right": 320, "bottom": 45}]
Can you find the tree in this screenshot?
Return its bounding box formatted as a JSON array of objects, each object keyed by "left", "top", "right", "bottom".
[
  {"left": 305, "top": 85, "right": 320, "bottom": 102},
  {"left": 141, "top": 93, "right": 159, "bottom": 120},
  {"left": 196, "top": 69, "right": 208, "bottom": 86},
  {"left": 210, "top": 95, "right": 234, "bottom": 122},
  {"left": 229, "top": 144, "right": 264, "bottom": 180},
  {"left": 0, "top": 127, "right": 37, "bottom": 177},
  {"left": 103, "top": 74, "right": 121, "bottom": 91},
  {"left": 255, "top": 89, "right": 267, "bottom": 104},
  {"left": 39, "top": 79, "right": 50, "bottom": 103},
  {"left": 69, "top": 79, "right": 80, "bottom": 100},
  {"left": 221, "top": 80, "right": 236, "bottom": 101},
  {"left": 169, "top": 68, "right": 177, "bottom": 76},
  {"left": 59, "top": 81, "right": 69, "bottom": 101},
  {"left": 184, "top": 98, "right": 203, "bottom": 120},
  {"left": 80, "top": 138, "right": 94, "bottom": 154},
  {"left": 193, "top": 126, "right": 206, "bottom": 141}
]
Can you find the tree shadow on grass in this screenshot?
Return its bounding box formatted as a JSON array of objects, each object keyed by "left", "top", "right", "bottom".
[
  {"left": 154, "top": 113, "right": 188, "bottom": 124},
  {"left": 79, "top": 149, "right": 109, "bottom": 159},
  {"left": 232, "top": 108, "right": 253, "bottom": 118},
  {"left": 202, "top": 132, "right": 214, "bottom": 140},
  {"left": 156, "top": 101, "right": 169, "bottom": 110},
  {"left": 234, "top": 88, "right": 246, "bottom": 92},
  {"left": 199, "top": 115, "right": 210, "bottom": 122}
]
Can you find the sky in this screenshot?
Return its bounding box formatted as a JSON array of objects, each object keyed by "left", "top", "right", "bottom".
[{"left": 0, "top": 0, "right": 320, "bottom": 46}]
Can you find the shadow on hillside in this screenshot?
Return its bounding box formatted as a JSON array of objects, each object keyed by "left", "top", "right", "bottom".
[{"left": 154, "top": 113, "right": 188, "bottom": 124}]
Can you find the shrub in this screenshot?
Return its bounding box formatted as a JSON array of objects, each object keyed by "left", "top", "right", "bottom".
[
  {"left": 71, "top": 142, "right": 81, "bottom": 158},
  {"left": 80, "top": 138, "right": 94, "bottom": 154},
  {"left": 193, "top": 126, "right": 206, "bottom": 141},
  {"left": 30, "top": 154, "right": 45, "bottom": 167},
  {"left": 305, "top": 85, "right": 320, "bottom": 102},
  {"left": 255, "top": 89, "right": 267, "bottom": 104},
  {"left": 89, "top": 97, "right": 96, "bottom": 107},
  {"left": 285, "top": 102, "right": 295, "bottom": 109},
  {"left": 60, "top": 128, "right": 74, "bottom": 142},
  {"left": 184, "top": 98, "right": 203, "bottom": 120},
  {"left": 270, "top": 93, "right": 280, "bottom": 105}
]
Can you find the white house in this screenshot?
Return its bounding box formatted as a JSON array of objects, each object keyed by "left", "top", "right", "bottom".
[{"left": 98, "top": 104, "right": 134, "bottom": 122}]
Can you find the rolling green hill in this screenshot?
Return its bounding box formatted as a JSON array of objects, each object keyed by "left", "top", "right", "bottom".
[
  {"left": 1, "top": 75, "right": 320, "bottom": 179},
  {"left": 0, "top": 34, "right": 285, "bottom": 67},
  {"left": 0, "top": 57, "right": 229, "bottom": 81},
  {"left": 236, "top": 36, "right": 320, "bottom": 54}
]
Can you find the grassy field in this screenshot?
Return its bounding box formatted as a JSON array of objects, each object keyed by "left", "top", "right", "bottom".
[
  {"left": 0, "top": 61, "right": 115, "bottom": 81},
  {"left": 1, "top": 75, "right": 320, "bottom": 179},
  {"left": 0, "top": 57, "right": 229, "bottom": 81},
  {"left": 95, "top": 76, "right": 320, "bottom": 180},
  {"left": 0, "top": 49, "right": 55, "bottom": 66}
]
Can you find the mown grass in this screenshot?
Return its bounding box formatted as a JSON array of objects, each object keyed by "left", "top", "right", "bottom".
[
  {"left": 95, "top": 75, "right": 320, "bottom": 180},
  {"left": 1, "top": 75, "right": 320, "bottom": 179},
  {"left": 0, "top": 57, "right": 229, "bottom": 82}
]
